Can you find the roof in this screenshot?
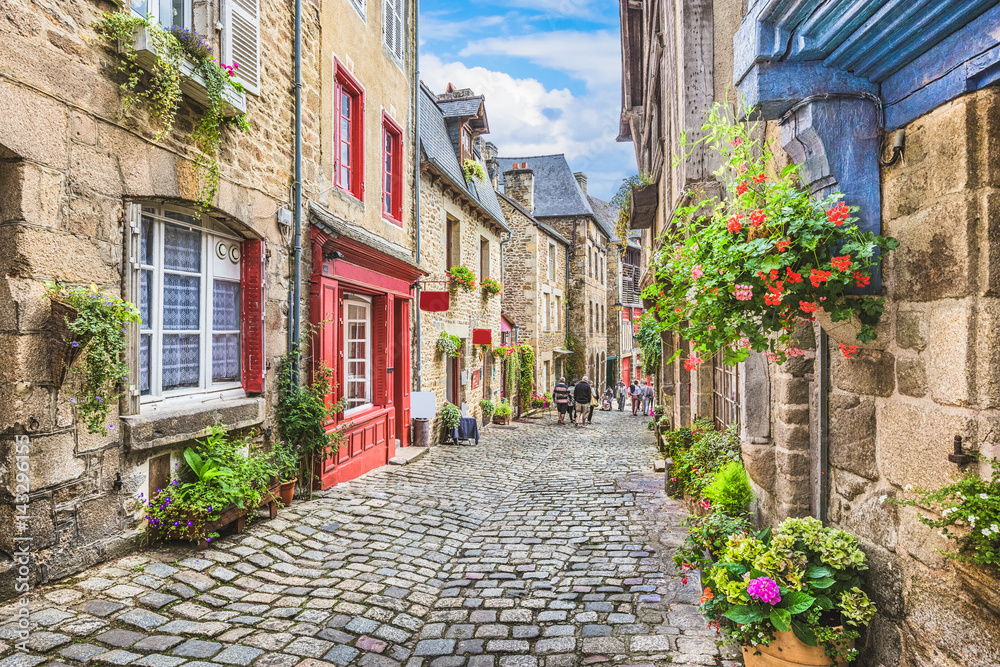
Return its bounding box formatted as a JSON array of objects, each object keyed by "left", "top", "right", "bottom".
[
  {"left": 587, "top": 195, "right": 617, "bottom": 241},
  {"left": 419, "top": 83, "right": 506, "bottom": 230},
  {"left": 496, "top": 154, "right": 596, "bottom": 220},
  {"left": 438, "top": 97, "right": 483, "bottom": 118},
  {"left": 496, "top": 190, "right": 570, "bottom": 247}
]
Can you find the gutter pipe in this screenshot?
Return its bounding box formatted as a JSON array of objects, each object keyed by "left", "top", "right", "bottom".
[
  {"left": 413, "top": 0, "right": 421, "bottom": 390},
  {"left": 818, "top": 327, "right": 830, "bottom": 522},
  {"left": 290, "top": 0, "right": 303, "bottom": 385}
]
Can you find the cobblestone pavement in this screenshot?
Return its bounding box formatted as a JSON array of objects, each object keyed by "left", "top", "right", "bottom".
[{"left": 0, "top": 408, "right": 735, "bottom": 667}]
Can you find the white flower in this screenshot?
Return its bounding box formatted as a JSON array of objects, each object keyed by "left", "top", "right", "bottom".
[
  {"left": 969, "top": 515, "right": 977, "bottom": 526},
  {"left": 939, "top": 530, "right": 948, "bottom": 538},
  {"left": 991, "top": 523, "right": 999, "bottom": 533},
  {"left": 942, "top": 508, "right": 953, "bottom": 516},
  {"left": 905, "top": 484, "right": 913, "bottom": 491},
  {"left": 980, "top": 493, "right": 989, "bottom": 500},
  {"left": 879, "top": 495, "right": 887, "bottom": 504}
]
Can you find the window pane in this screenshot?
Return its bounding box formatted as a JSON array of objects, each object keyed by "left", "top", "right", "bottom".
[
  {"left": 163, "top": 273, "right": 200, "bottom": 330},
  {"left": 131, "top": 0, "right": 148, "bottom": 17},
  {"left": 212, "top": 333, "right": 240, "bottom": 382},
  {"left": 140, "top": 334, "right": 151, "bottom": 396},
  {"left": 164, "top": 223, "right": 201, "bottom": 271},
  {"left": 140, "top": 269, "right": 152, "bottom": 329},
  {"left": 213, "top": 280, "right": 240, "bottom": 331},
  {"left": 162, "top": 334, "right": 200, "bottom": 390},
  {"left": 140, "top": 216, "right": 154, "bottom": 265}
]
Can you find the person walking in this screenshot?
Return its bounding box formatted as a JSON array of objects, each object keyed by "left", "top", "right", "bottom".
[
  {"left": 574, "top": 376, "right": 593, "bottom": 426},
  {"left": 615, "top": 379, "right": 626, "bottom": 411},
  {"left": 629, "top": 381, "right": 640, "bottom": 415},
  {"left": 553, "top": 377, "right": 571, "bottom": 425},
  {"left": 643, "top": 380, "right": 655, "bottom": 415},
  {"left": 567, "top": 379, "right": 578, "bottom": 423}
]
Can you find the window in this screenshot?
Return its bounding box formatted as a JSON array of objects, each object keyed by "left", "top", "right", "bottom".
[
  {"left": 713, "top": 352, "right": 740, "bottom": 430},
  {"left": 224, "top": 0, "right": 261, "bottom": 94},
  {"left": 548, "top": 244, "right": 556, "bottom": 281},
  {"left": 382, "top": 0, "right": 404, "bottom": 63},
  {"left": 555, "top": 295, "right": 561, "bottom": 331},
  {"left": 344, "top": 296, "right": 373, "bottom": 415},
  {"left": 349, "top": 0, "right": 366, "bottom": 18},
  {"left": 130, "top": 0, "right": 192, "bottom": 29},
  {"left": 480, "top": 237, "right": 490, "bottom": 279},
  {"left": 335, "top": 60, "right": 365, "bottom": 200},
  {"left": 446, "top": 216, "right": 459, "bottom": 269},
  {"left": 543, "top": 296, "right": 550, "bottom": 332},
  {"left": 462, "top": 126, "right": 473, "bottom": 162},
  {"left": 136, "top": 205, "right": 244, "bottom": 402},
  {"left": 382, "top": 113, "right": 403, "bottom": 224}
]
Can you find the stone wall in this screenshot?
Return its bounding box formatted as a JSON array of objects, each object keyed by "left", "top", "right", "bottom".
[{"left": 417, "top": 173, "right": 504, "bottom": 443}]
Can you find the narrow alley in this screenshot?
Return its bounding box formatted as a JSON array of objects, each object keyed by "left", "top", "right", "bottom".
[{"left": 0, "top": 412, "right": 727, "bottom": 667}]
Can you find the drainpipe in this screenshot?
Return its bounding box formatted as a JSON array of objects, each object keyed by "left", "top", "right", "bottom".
[
  {"left": 290, "top": 0, "right": 303, "bottom": 385},
  {"left": 413, "top": 0, "right": 422, "bottom": 390},
  {"left": 818, "top": 328, "right": 830, "bottom": 523},
  {"left": 499, "top": 230, "right": 511, "bottom": 290}
]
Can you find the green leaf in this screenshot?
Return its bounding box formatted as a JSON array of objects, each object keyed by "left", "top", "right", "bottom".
[
  {"left": 791, "top": 618, "right": 818, "bottom": 646},
  {"left": 722, "top": 606, "right": 759, "bottom": 624},
  {"left": 769, "top": 607, "right": 791, "bottom": 633},
  {"left": 779, "top": 591, "right": 815, "bottom": 615},
  {"left": 806, "top": 564, "right": 833, "bottom": 579},
  {"left": 814, "top": 595, "right": 834, "bottom": 610},
  {"left": 183, "top": 448, "right": 203, "bottom": 476},
  {"left": 810, "top": 576, "right": 836, "bottom": 589}
]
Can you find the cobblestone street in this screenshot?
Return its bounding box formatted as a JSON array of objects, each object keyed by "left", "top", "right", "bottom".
[{"left": 0, "top": 410, "right": 729, "bottom": 667}]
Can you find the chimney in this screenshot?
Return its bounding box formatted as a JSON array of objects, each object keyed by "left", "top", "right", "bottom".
[
  {"left": 574, "top": 172, "right": 588, "bottom": 196},
  {"left": 483, "top": 141, "right": 500, "bottom": 189},
  {"left": 503, "top": 165, "right": 534, "bottom": 213}
]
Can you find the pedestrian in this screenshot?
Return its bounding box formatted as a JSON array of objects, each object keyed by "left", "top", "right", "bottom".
[
  {"left": 553, "top": 377, "right": 571, "bottom": 424},
  {"left": 567, "top": 378, "right": 578, "bottom": 423},
  {"left": 588, "top": 380, "right": 599, "bottom": 423},
  {"left": 615, "top": 378, "right": 626, "bottom": 411},
  {"left": 574, "top": 376, "right": 593, "bottom": 426},
  {"left": 630, "top": 381, "right": 641, "bottom": 415},
  {"left": 643, "top": 380, "right": 655, "bottom": 415}
]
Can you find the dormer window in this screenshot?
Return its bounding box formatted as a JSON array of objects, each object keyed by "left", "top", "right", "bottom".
[{"left": 462, "top": 126, "right": 473, "bottom": 162}]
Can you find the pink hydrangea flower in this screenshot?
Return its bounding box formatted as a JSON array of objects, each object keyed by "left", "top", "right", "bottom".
[
  {"left": 747, "top": 576, "right": 781, "bottom": 605},
  {"left": 691, "top": 265, "right": 704, "bottom": 280}
]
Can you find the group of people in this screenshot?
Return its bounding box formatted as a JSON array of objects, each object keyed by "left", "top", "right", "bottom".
[{"left": 552, "top": 376, "right": 656, "bottom": 426}]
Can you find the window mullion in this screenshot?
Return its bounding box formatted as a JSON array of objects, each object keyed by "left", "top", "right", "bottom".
[
  {"left": 152, "top": 220, "right": 165, "bottom": 400},
  {"left": 200, "top": 233, "right": 210, "bottom": 391}
]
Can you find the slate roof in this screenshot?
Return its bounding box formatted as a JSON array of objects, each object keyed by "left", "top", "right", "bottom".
[
  {"left": 496, "top": 155, "right": 596, "bottom": 221},
  {"left": 438, "top": 97, "right": 483, "bottom": 118},
  {"left": 587, "top": 195, "right": 617, "bottom": 241},
  {"left": 419, "top": 83, "right": 506, "bottom": 230},
  {"left": 496, "top": 190, "right": 570, "bottom": 247}
]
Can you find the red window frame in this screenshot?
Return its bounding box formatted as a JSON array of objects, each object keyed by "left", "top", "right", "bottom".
[
  {"left": 382, "top": 112, "right": 403, "bottom": 225},
  {"left": 334, "top": 58, "right": 365, "bottom": 201}
]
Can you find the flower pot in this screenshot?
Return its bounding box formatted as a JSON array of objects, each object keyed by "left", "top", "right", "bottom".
[
  {"left": 493, "top": 414, "right": 511, "bottom": 425},
  {"left": 49, "top": 300, "right": 89, "bottom": 387},
  {"left": 742, "top": 630, "right": 852, "bottom": 667},
  {"left": 279, "top": 478, "right": 297, "bottom": 507},
  {"left": 814, "top": 306, "right": 888, "bottom": 351}
]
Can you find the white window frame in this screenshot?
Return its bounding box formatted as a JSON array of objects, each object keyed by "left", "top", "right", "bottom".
[
  {"left": 129, "top": 0, "right": 193, "bottom": 30},
  {"left": 139, "top": 205, "right": 244, "bottom": 407},
  {"left": 554, "top": 295, "right": 561, "bottom": 331},
  {"left": 223, "top": 0, "right": 262, "bottom": 95},
  {"left": 343, "top": 295, "right": 373, "bottom": 416},
  {"left": 350, "top": 0, "right": 367, "bottom": 20},
  {"left": 547, "top": 243, "right": 556, "bottom": 281}
]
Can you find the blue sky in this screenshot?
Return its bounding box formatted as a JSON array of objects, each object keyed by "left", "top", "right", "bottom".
[{"left": 419, "top": 0, "right": 638, "bottom": 202}]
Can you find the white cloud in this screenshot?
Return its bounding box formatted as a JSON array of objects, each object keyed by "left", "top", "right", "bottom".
[
  {"left": 476, "top": 0, "right": 607, "bottom": 21},
  {"left": 420, "top": 53, "right": 635, "bottom": 200}
]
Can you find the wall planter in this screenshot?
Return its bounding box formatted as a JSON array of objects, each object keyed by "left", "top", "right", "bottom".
[
  {"left": 742, "top": 629, "right": 852, "bottom": 667},
  {"left": 814, "top": 307, "right": 888, "bottom": 352},
  {"left": 48, "top": 301, "right": 87, "bottom": 387},
  {"left": 492, "top": 414, "right": 511, "bottom": 425},
  {"left": 121, "top": 26, "right": 246, "bottom": 116},
  {"left": 152, "top": 480, "right": 280, "bottom": 548}
]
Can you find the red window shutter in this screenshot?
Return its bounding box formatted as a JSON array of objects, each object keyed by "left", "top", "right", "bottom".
[
  {"left": 372, "top": 295, "right": 390, "bottom": 405},
  {"left": 241, "top": 239, "right": 265, "bottom": 393}
]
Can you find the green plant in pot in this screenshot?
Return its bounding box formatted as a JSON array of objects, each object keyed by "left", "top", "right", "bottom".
[
  {"left": 436, "top": 331, "right": 463, "bottom": 358},
  {"left": 441, "top": 402, "right": 461, "bottom": 437},
  {"left": 493, "top": 399, "right": 513, "bottom": 424},
  {"left": 702, "top": 517, "right": 876, "bottom": 666},
  {"left": 447, "top": 265, "right": 477, "bottom": 292},
  {"left": 272, "top": 439, "right": 299, "bottom": 506},
  {"left": 479, "top": 399, "right": 495, "bottom": 425}
]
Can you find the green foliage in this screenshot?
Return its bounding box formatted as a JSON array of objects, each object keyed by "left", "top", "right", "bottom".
[
  {"left": 448, "top": 264, "right": 477, "bottom": 292},
  {"left": 481, "top": 276, "right": 503, "bottom": 297},
  {"left": 673, "top": 511, "right": 754, "bottom": 574},
  {"left": 563, "top": 332, "right": 584, "bottom": 381},
  {"left": 440, "top": 402, "right": 461, "bottom": 430},
  {"left": 519, "top": 345, "right": 535, "bottom": 411},
  {"left": 436, "top": 332, "right": 463, "bottom": 358},
  {"left": 463, "top": 159, "right": 487, "bottom": 183},
  {"left": 494, "top": 399, "right": 513, "bottom": 417},
  {"left": 45, "top": 282, "right": 141, "bottom": 434},
  {"left": 667, "top": 419, "right": 741, "bottom": 500},
  {"left": 141, "top": 426, "right": 277, "bottom": 543},
  {"left": 271, "top": 439, "right": 300, "bottom": 481},
  {"left": 611, "top": 173, "right": 654, "bottom": 252},
  {"left": 478, "top": 399, "right": 495, "bottom": 420},
  {"left": 93, "top": 11, "right": 250, "bottom": 210},
  {"left": 275, "top": 334, "right": 347, "bottom": 495},
  {"left": 704, "top": 461, "right": 755, "bottom": 515},
  {"left": 634, "top": 314, "right": 663, "bottom": 374},
  {"left": 893, "top": 458, "right": 1000, "bottom": 569},
  {"left": 703, "top": 517, "right": 875, "bottom": 663},
  {"left": 646, "top": 101, "right": 899, "bottom": 367}
]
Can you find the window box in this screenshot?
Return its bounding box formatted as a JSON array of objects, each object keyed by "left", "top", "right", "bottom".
[{"left": 119, "top": 26, "right": 246, "bottom": 117}]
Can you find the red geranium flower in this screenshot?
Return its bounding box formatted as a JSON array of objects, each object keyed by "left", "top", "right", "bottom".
[
  {"left": 750, "top": 210, "right": 767, "bottom": 227},
  {"left": 827, "top": 201, "right": 850, "bottom": 226},
  {"left": 853, "top": 271, "right": 870, "bottom": 287},
  {"left": 785, "top": 267, "right": 802, "bottom": 284},
  {"left": 726, "top": 215, "right": 743, "bottom": 233},
  {"left": 831, "top": 255, "right": 852, "bottom": 272},
  {"left": 840, "top": 343, "right": 859, "bottom": 359},
  {"left": 753, "top": 173, "right": 768, "bottom": 184},
  {"left": 736, "top": 182, "right": 748, "bottom": 196},
  {"left": 799, "top": 301, "right": 819, "bottom": 314},
  {"left": 775, "top": 238, "right": 790, "bottom": 253},
  {"left": 810, "top": 269, "right": 832, "bottom": 287}
]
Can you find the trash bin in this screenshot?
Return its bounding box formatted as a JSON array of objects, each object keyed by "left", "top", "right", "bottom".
[{"left": 413, "top": 417, "right": 430, "bottom": 447}]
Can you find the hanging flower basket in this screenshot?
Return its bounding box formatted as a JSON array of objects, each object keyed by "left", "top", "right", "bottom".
[
  {"left": 447, "top": 265, "right": 477, "bottom": 293},
  {"left": 481, "top": 277, "right": 503, "bottom": 298},
  {"left": 48, "top": 300, "right": 89, "bottom": 387}
]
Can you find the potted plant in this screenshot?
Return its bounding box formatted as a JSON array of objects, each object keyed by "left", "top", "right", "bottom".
[
  {"left": 493, "top": 399, "right": 513, "bottom": 425},
  {"left": 272, "top": 439, "right": 299, "bottom": 506},
  {"left": 463, "top": 159, "right": 487, "bottom": 183},
  {"left": 441, "top": 402, "right": 461, "bottom": 440},
  {"left": 447, "top": 265, "right": 477, "bottom": 293},
  {"left": 44, "top": 282, "right": 141, "bottom": 434},
  {"left": 481, "top": 276, "right": 503, "bottom": 298},
  {"left": 701, "top": 517, "right": 877, "bottom": 666},
  {"left": 436, "top": 331, "right": 463, "bottom": 358},
  {"left": 141, "top": 426, "right": 278, "bottom": 547},
  {"left": 479, "top": 399, "right": 495, "bottom": 426}
]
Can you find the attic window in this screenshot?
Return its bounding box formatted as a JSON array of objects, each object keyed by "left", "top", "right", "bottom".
[{"left": 462, "top": 126, "right": 473, "bottom": 162}]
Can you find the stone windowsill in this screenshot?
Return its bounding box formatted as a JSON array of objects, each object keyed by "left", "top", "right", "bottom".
[{"left": 121, "top": 396, "right": 265, "bottom": 452}]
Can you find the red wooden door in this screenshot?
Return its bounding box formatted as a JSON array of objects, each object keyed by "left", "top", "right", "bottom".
[
  {"left": 393, "top": 298, "right": 411, "bottom": 446},
  {"left": 622, "top": 356, "right": 631, "bottom": 385}
]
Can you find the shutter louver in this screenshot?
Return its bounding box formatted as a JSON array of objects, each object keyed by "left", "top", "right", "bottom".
[
  {"left": 383, "top": 0, "right": 396, "bottom": 59},
  {"left": 241, "top": 239, "right": 265, "bottom": 393},
  {"left": 373, "top": 295, "right": 390, "bottom": 406},
  {"left": 393, "top": 0, "right": 404, "bottom": 62},
  {"left": 123, "top": 202, "right": 143, "bottom": 416},
  {"left": 227, "top": 0, "right": 260, "bottom": 95}
]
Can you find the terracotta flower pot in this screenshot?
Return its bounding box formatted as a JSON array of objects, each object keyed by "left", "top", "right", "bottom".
[
  {"left": 279, "top": 478, "right": 297, "bottom": 506},
  {"left": 742, "top": 629, "right": 852, "bottom": 667}
]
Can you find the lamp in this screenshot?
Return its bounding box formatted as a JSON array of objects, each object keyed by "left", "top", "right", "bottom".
[{"left": 613, "top": 301, "right": 623, "bottom": 312}]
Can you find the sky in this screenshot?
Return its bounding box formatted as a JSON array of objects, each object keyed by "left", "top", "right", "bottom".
[{"left": 418, "top": 0, "right": 638, "bottom": 202}]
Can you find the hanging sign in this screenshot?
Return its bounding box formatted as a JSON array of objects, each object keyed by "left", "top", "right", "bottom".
[
  {"left": 420, "top": 291, "right": 450, "bottom": 312},
  {"left": 472, "top": 328, "right": 492, "bottom": 345}
]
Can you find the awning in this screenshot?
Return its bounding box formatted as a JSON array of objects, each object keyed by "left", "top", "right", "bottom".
[{"left": 606, "top": 355, "right": 618, "bottom": 361}]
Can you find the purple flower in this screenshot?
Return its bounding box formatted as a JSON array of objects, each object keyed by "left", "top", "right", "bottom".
[
  {"left": 187, "top": 521, "right": 193, "bottom": 527},
  {"left": 746, "top": 576, "right": 781, "bottom": 606},
  {"left": 207, "top": 537, "right": 212, "bottom": 542},
  {"left": 207, "top": 506, "right": 212, "bottom": 511},
  {"left": 97, "top": 396, "right": 103, "bottom": 403},
  {"left": 70, "top": 398, "right": 77, "bottom": 403},
  {"left": 174, "top": 521, "right": 180, "bottom": 527},
  {"left": 157, "top": 488, "right": 162, "bottom": 493},
  {"left": 107, "top": 424, "right": 114, "bottom": 430},
  {"left": 71, "top": 341, "right": 79, "bottom": 348}
]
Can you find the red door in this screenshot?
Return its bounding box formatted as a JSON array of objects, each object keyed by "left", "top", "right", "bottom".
[
  {"left": 393, "top": 298, "right": 411, "bottom": 446},
  {"left": 622, "top": 356, "right": 631, "bottom": 385}
]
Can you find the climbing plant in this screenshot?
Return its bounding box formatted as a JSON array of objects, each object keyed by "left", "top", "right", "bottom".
[
  {"left": 518, "top": 345, "right": 535, "bottom": 412},
  {"left": 611, "top": 173, "right": 654, "bottom": 252}
]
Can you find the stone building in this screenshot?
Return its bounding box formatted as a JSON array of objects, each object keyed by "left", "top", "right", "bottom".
[
  {"left": 0, "top": 0, "right": 320, "bottom": 590},
  {"left": 306, "top": 0, "right": 422, "bottom": 487},
  {"left": 497, "top": 157, "right": 612, "bottom": 388},
  {"left": 496, "top": 189, "right": 570, "bottom": 395},
  {"left": 619, "top": 0, "right": 1000, "bottom": 664},
  {"left": 417, "top": 84, "right": 508, "bottom": 442}
]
